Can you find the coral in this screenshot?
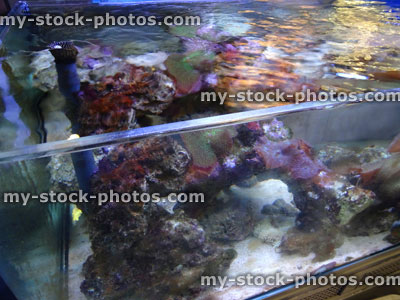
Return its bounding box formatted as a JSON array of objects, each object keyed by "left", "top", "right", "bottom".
[
  {"left": 78, "top": 115, "right": 390, "bottom": 299},
  {"left": 78, "top": 79, "right": 135, "bottom": 136},
  {"left": 91, "top": 136, "right": 191, "bottom": 196},
  {"left": 195, "top": 25, "right": 231, "bottom": 42},
  {"left": 254, "top": 127, "right": 377, "bottom": 228},
  {"left": 132, "top": 71, "right": 175, "bottom": 113},
  {"left": 255, "top": 137, "right": 327, "bottom": 180},
  {"left": 118, "top": 35, "right": 181, "bottom": 57},
  {"left": 181, "top": 127, "right": 237, "bottom": 185},
  {"left": 165, "top": 53, "right": 203, "bottom": 96},
  {"left": 204, "top": 127, "right": 237, "bottom": 157},
  {"left": 181, "top": 119, "right": 376, "bottom": 237},
  {"left": 79, "top": 57, "right": 127, "bottom": 84},
  {"left": 162, "top": 40, "right": 218, "bottom": 96},
  {"left": 262, "top": 118, "right": 292, "bottom": 142},
  {"left": 2, "top": 52, "right": 31, "bottom": 85},
  {"left": 76, "top": 44, "right": 113, "bottom": 70},
  {"left": 78, "top": 66, "right": 175, "bottom": 136},
  {"left": 182, "top": 50, "right": 216, "bottom": 71},
  {"left": 79, "top": 131, "right": 252, "bottom": 299},
  {"left": 48, "top": 148, "right": 105, "bottom": 194}
]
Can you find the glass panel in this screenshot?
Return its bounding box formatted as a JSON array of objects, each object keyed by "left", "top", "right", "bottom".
[
  {"left": 0, "top": 157, "right": 68, "bottom": 299},
  {"left": 0, "top": 101, "right": 399, "bottom": 299}
]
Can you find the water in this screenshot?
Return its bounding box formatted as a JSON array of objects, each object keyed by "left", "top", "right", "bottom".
[
  {"left": 0, "top": 0, "right": 400, "bottom": 150},
  {"left": 3, "top": 102, "right": 400, "bottom": 300},
  {"left": 0, "top": 1, "right": 400, "bottom": 300},
  {"left": 0, "top": 60, "right": 31, "bottom": 148}
]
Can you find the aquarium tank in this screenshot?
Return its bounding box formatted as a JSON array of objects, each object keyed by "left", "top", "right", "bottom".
[{"left": 0, "top": 0, "right": 400, "bottom": 299}]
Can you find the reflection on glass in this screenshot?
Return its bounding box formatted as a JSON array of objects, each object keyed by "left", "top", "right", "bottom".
[{"left": 0, "top": 0, "right": 399, "bottom": 150}]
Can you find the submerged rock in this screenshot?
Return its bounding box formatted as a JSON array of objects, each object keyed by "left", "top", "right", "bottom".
[
  {"left": 295, "top": 171, "right": 377, "bottom": 227},
  {"left": 262, "top": 118, "right": 292, "bottom": 142},
  {"left": 236, "top": 122, "right": 264, "bottom": 147},
  {"left": 253, "top": 217, "right": 293, "bottom": 247},
  {"left": 80, "top": 208, "right": 236, "bottom": 299},
  {"left": 91, "top": 136, "right": 191, "bottom": 195},
  {"left": 278, "top": 227, "right": 344, "bottom": 262},
  {"left": 78, "top": 80, "right": 136, "bottom": 136},
  {"left": 385, "top": 220, "right": 400, "bottom": 244},
  {"left": 229, "top": 179, "right": 295, "bottom": 220},
  {"left": 78, "top": 66, "right": 175, "bottom": 136},
  {"left": 317, "top": 144, "right": 390, "bottom": 175},
  {"left": 374, "top": 153, "right": 400, "bottom": 203},
  {"left": 30, "top": 50, "right": 58, "bottom": 92},
  {"left": 3, "top": 50, "right": 57, "bottom": 92},
  {"left": 156, "top": 196, "right": 179, "bottom": 215},
  {"left": 347, "top": 206, "right": 399, "bottom": 236},
  {"left": 47, "top": 154, "right": 79, "bottom": 192},
  {"left": 77, "top": 117, "right": 390, "bottom": 298},
  {"left": 261, "top": 198, "right": 300, "bottom": 226},
  {"left": 356, "top": 135, "right": 400, "bottom": 205},
  {"left": 30, "top": 49, "right": 54, "bottom": 71},
  {"left": 39, "top": 89, "right": 71, "bottom": 142},
  {"left": 202, "top": 205, "right": 254, "bottom": 242}
]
